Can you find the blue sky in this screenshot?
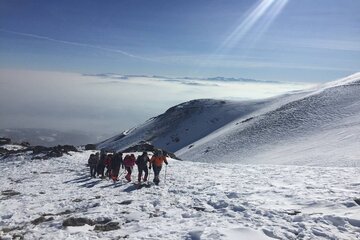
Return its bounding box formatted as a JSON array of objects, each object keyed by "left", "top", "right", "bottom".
[{"left": 1, "top": 0, "right": 359, "bottom": 82}]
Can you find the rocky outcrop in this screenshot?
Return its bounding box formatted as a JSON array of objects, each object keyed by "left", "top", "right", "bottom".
[
  {"left": 0, "top": 138, "right": 78, "bottom": 160},
  {"left": 0, "top": 137, "right": 11, "bottom": 145},
  {"left": 120, "top": 142, "right": 180, "bottom": 160}
]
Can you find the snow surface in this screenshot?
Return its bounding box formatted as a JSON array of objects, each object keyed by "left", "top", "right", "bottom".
[
  {"left": 98, "top": 98, "right": 271, "bottom": 153},
  {"left": 1, "top": 151, "right": 359, "bottom": 239},
  {"left": 178, "top": 80, "right": 360, "bottom": 166},
  {"left": 0, "top": 144, "right": 26, "bottom": 151},
  {"left": 99, "top": 73, "right": 360, "bottom": 167}
]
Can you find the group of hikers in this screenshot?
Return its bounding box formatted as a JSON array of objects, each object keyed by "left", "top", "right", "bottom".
[{"left": 87, "top": 149, "right": 169, "bottom": 185}]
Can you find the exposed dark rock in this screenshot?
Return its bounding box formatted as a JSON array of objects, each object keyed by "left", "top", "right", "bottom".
[
  {"left": 56, "top": 144, "right": 77, "bottom": 152},
  {"left": 31, "top": 144, "right": 78, "bottom": 160},
  {"left": 57, "top": 210, "right": 73, "bottom": 216},
  {"left": 72, "top": 198, "right": 83, "bottom": 202},
  {"left": 0, "top": 144, "right": 30, "bottom": 158},
  {"left": 88, "top": 203, "right": 100, "bottom": 208},
  {"left": 1, "top": 190, "right": 20, "bottom": 196},
  {"left": 204, "top": 147, "right": 211, "bottom": 153},
  {"left": 121, "top": 143, "right": 155, "bottom": 153},
  {"left": 149, "top": 211, "right": 165, "bottom": 218},
  {"left": 119, "top": 200, "right": 132, "bottom": 205},
  {"left": 85, "top": 144, "right": 96, "bottom": 150},
  {"left": 32, "top": 146, "right": 49, "bottom": 154},
  {"left": 285, "top": 210, "right": 301, "bottom": 216},
  {"left": 241, "top": 117, "right": 254, "bottom": 123},
  {"left": 95, "top": 218, "right": 112, "bottom": 225},
  {"left": 12, "top": 233, "right": 24, "bottom": 240},
  {"left": 354, "top": 198, "right": 360, "bottom": 206},
  {"left": 31, "top": 216, "right": 54, "bottom": 225},
  {"left": 94, "top": 222, "right": 120, "bottom": 232},
  {"left": 1, "top": 226, "right": 23, "bottom": 233},
  {"left": 62, "top": 217, "right": 94, "bottom": 227},
  {"left": 0, "top": 147, "right": 8, "bottom": 155},
  {"left": 42, "top": 210, "right": 73, "bottom": 217},
  {"left": 0, "top": 137, "right": 11, "bottom": 145},
  {"left": 20, "top": 142, "right": 30, "bottom": 147},
  {"left": 193, "top": 206, "right": 206, "bottom": 211},
  {"left": 120, "top": 143, "right": 180, "bottom": 160}
]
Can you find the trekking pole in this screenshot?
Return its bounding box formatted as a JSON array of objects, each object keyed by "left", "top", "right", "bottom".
[
  {"left": 118, "top": 168, "right": 125, "bottom": 179},
  {"left": 148, "top": 162, "right": 152, "bottom": 183},
  {"left": 164, "top": 164, "right": 167, "bottom": 184}
]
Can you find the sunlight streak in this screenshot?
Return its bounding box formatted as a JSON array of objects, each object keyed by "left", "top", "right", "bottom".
[
  {"left": 252, "top": 0, "right": 289, "bottom": 42},
  {"left": 218, "top": 0, "right": 289, "bottom": 52}
]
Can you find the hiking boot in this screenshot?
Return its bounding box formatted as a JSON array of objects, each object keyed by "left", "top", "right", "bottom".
[
  {"left": 125, "top": 174, "right": 131, "bottom": 182},
  {"left": 153, "top": 177, "right": 160, "bottom": 185}
]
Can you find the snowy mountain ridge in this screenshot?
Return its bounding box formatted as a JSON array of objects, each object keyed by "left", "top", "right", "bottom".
[
  {"left": 99, "top": 73, "right": 360, "bottom": 167},
  {"left": 320, "top": 72, "right": 360, "bottom": 89}
]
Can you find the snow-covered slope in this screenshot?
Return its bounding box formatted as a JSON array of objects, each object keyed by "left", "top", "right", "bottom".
[
  {"left": 1, "top": 151, "right": 359, "bottom": 239},
  {"left": 98, "top": 99, "right": 272, "bottom": 152},
  {"left": 178, "top": 73, "right": 360, "bottom": 166},
  {"left": 100, "top": 73, "right": 360, "bottom": 167}
]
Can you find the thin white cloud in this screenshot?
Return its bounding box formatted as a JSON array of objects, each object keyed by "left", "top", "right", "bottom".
[
  {"left": 152, "top": 54, "right": 357, "bottom": 72},
  {"left": 296, "top": 39, "right": 360, "bottom": 52},
  {"left": 0, "top": 69, "right": 315, "bottom": 137},
  {"left": 273, "top": 37, "right": 360, "bottom": 52},
  {"left": 0, "top": 28, "right": 155, "bottom": 62}
]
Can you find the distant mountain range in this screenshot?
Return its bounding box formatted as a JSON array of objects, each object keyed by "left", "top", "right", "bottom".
[
  {"left": 83, "top": 73, "right": 281, "bottom": 84},
  {"left": 0, "top": 128, "right": 102, "bottom": 147},
  {"left": 98, "top": 72, "right": 360, "bottom": 167}
]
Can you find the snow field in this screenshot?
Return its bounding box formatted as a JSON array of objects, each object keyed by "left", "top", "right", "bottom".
[{"left": 0, "top": 151, "right": 359, "bottom": 239}]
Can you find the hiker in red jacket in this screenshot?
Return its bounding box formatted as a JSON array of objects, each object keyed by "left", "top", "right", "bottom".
[{"left": 123, "top": 154, "right": 136, "bottom": 182}]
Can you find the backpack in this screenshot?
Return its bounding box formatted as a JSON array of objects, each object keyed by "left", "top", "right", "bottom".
[
  {"left": 104, "top": 156, "right": 111, "bottom": 167},
  {"left": 136, "top": 155, "right": 148, "bottom": 167},
  {"left": 123, "top": 155, "right": 134, "bottom": 167}
]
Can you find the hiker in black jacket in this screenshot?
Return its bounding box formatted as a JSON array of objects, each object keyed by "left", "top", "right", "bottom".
[
  {"left": 97, "top": 149, "right": 106, "bottom": 178},
  {"left": 88, "top": 153, "right": 98, "bottom": 178},
  {"left": 111, "top": 152, "right": 123, "bottom": 182},
  {"left": 136, "top": 151, "right": 150, "bottom": 182}
]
